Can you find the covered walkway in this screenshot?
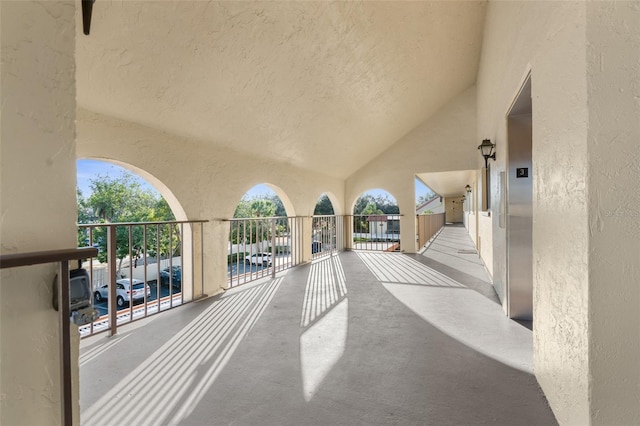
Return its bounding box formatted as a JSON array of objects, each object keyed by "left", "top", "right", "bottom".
[{"left": 80, "top": 226, "right": 556, "bottom": 425}]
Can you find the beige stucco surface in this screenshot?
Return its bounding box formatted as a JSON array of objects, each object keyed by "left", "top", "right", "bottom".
[
  {"left": 76, "top": 109, "right": 345, "bottom": 295},
  {"left": 346, "top": 87, "right": 478, "bottom": 253},
  {"left": 1, "top": 1, "right": 638, "bottom": 424},
  {"left": 475, "top": 1, "right": 640, "bottom": 424},
  {"left": 586, "top": 2, "right": 640, "bottom": 423},
  {"left": 75, "top": 1, "right": 485, "bottom": 181},
  {"left": 0, "top": 1, "right": 78, "bottom": 424},
  {"left": 476, "top": 1, "right": 591, "bottom": 423},
  {"left": 477, "top": 214, "right": 493, "bottom": 280}
]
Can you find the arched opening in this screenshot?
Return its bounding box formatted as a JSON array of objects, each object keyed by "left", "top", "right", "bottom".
[
  {"left": 311, "top": 193, "right": 342, "bottom": 258},
  {"left": 351, "top": 189, "right": 401, "bottom": 252},
  {"left": 313, "top": 193, "right": 335, "bottom": 215},
  {"left": 76, "top": 158, "right": 202, "bottom": 337},
  {"left": 228, "top": 183, "right": 300, "bottom": 286}
]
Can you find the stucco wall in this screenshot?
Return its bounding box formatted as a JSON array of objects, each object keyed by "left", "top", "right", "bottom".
[
  {"left": 444, "top": 197, "right": 464, "bottom": 223},
  {"left": 477, "top": 1, "right": 590, "bottom": 423},
  {"left": 76, "top": 109, "right": 345, "bottom": 295},
  {"left": 477, "top": 214, "right": 493, "bottom": 280},
  {"left": 0, "top": 1, "right": 78, "bottom": 424},
  {"left": 346, "top": 87, "right": 477, "bottom": 253},
  {"left": 586, "top": 2, "right": 640, "bottom": 424}
]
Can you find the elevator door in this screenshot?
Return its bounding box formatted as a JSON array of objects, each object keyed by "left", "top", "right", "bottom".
[{"left": 507, "top": 78, "right": 533, "bottom": 320}]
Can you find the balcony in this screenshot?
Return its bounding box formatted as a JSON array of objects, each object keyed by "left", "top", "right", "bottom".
[
  {"left": 78, "top": 224, "right": 555, "bottom": 425},
  {"left": 76, "top": 214, "right": 445, "bottom": 338}
]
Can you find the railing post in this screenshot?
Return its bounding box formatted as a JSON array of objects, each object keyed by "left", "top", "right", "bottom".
[
  {"left": 107, "top": 224, "right": 118, "bottom": 336},
  {"left": 271, "top": 218, "right": 276, "bottom": 279},
  {"left": 58, "top": 260, "right": 73, "bottom": 426},
  {"left": 200, "top": 222, "right": 205, "bottom": 296}
]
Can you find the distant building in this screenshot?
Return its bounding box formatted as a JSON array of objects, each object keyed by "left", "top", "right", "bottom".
[{"left": 416, "top": 196, "right": 444, "bottom": 215}]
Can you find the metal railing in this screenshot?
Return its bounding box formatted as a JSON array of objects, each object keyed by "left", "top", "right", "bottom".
[
  {"left": 0, "top": 246, "right": 98, "bottom": 426},
  {"left": 78, "top": 220, "right": 207, "bottom": 337},
  {"left": 416, "top": 213, "right": 445, "bottom": 248},
  {"left": 311, "top": 215, "right": 345, "bottom": 260},
  {"left": 348, "top": 214, "right": 402, "bottom": 252},
  {"left": 227, "top": 216, "right": 305, "bottom": 287}
]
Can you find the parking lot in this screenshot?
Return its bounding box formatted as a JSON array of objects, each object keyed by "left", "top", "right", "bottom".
[{"left": 93, "top": 281, "right": 180, "bottom": 316}]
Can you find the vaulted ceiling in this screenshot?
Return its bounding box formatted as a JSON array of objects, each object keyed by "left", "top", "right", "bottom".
[{"left": 76, "top": 1, "right": 486, "bottom": 180}]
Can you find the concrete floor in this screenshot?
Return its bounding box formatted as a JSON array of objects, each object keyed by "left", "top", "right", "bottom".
[{"left": 80, "top": 225, "right": 556, "bottom": 426}]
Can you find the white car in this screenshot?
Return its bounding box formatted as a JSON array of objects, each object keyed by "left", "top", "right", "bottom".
[
  {"left": 94, "top": 278, "right": 151, "bottom": 308},
  {"left": 245, "top": 253, "right": 272, "bottom": 266}
]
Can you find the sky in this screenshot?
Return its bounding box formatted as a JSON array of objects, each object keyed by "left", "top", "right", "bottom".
[
  {"left": 77, "top": 159, "right": 434, "bottom": 202},
  {"left": 77, "top": 159, "right": 158, "bottom": 197}
]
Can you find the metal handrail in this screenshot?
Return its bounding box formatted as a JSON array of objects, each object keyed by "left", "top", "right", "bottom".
[
  {"left": 77, "top": 219, "right": 208, "bottom": 226},
  {"left": 78, "top": 220, "right": 208, "bottom": 337},
  {"left": 0, "top": 246, "right": 98, "bottom": 426},
  {"left": 0, "top": 246, "right": 98, "bottom": 269}
]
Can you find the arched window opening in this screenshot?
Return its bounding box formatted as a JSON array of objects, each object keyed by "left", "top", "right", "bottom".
[
  {"left": 351, "top": 189, "right": 401, "bottom": 252},
  {"left": 76, "top": 159, "right": 204, "bottom": 338},
  {"left": 312, "top": 193, "right": 341, "bottom": 259},
  {"left": 228, "top": 184, "right": 301, "bottom": 287}
]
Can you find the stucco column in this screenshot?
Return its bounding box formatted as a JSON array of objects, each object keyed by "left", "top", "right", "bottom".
[
  {"left": 203, "top": 220, "right": 231, "bottom": 296},
  {"left": 395, "top": 177, "right": 419, "bottom": 254},
  {"left": 1, "top": 1, "right": 78, "bottom": 424},
  {"left": 586, "top": 3, "right": 640, "bottom": 424}
]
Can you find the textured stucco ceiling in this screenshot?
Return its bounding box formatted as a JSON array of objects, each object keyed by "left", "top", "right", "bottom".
[{"left": 76, "top": 1, "right": 486, "bottom": 179}]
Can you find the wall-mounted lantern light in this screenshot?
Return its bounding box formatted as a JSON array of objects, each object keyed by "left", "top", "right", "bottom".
[
  {"left": 478, "top": 139, "right": 495, "bottom": 211},
  {"left": 477, "top": 139, "right": 496, "bottom": 169},
  {"left": 465, "top": 184, "right": 471, "bottom": 193}
]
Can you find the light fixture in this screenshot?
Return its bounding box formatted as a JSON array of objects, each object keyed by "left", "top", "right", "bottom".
[
  {"left": 465, "top": 184, "right": 471, "bottom": 193},
  {"left": 82, "top": 0, "right": 96, "bottom": 35},
  {"left": 478, "top": 139, "right": 496, "bottom": 169}
]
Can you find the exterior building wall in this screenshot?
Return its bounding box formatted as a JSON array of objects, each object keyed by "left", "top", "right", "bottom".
[
  {"left": 476, "top": 0, "right": 591, "bottom": 423},
  {"left": 585, "top": 2, "right": 640, "bottom": 424},
  {"left": 444, "top": 197, "right": 464, "bottom": 223},
  {"left": 474, "top": 1, "right": 639, "bottom": 424},
  {"left": 76, "top": 109, "right": 345, "bottom": 296},
  {"left": 0, "top": 1, "right": 78, "bottom": 424},
  {"left": 465, "top": 211, "right": 477, "bottom": 246},
  {"left": 477, "top": 213, "right": 493, "bottom": 280}
]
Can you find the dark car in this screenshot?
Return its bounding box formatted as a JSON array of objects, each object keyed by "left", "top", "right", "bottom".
[{"left": 159, "top": 266, "right": 182, "bottom": 291}]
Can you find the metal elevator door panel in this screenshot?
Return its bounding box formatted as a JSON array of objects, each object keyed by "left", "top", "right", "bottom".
[{"left": 507, "top": 112, "right": 533, "bottom": 320}]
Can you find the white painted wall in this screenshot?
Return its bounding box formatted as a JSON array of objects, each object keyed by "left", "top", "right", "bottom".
[
  {"left": 0, "top": 1, "right": 78, "bottom": 424},
  {"left": 76, "top": 109, "right": 345, "bottom": 295}
]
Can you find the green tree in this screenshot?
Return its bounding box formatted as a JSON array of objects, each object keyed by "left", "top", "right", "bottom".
[
  {"left": 231, "top": 196, "right": 280, "bottom": 245},
  {"left": 314, "top": 194, "right": 335, "bottom": 215},
  {"left": 352, "top": 192, "right": 400, "bottom": 234},
  {"left": 373, "top": 194, "right": 399, "bottom": 214},
  {"left": 353, "top": 194, "right": 374, "bottom": 215},
  {"left": 77, "top": 189, "right": 93, "bottom": 247},
  {"left": 79, "top": 172, "right": 175, "bottom": 275},
  {"left": 267, "top": 195, "right": 287, "bottom": 217},
  {"left": 233, "top": 197, "right": 277, "bottom": 219}
]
